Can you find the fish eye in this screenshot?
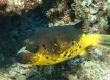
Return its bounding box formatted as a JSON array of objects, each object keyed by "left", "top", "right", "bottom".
[
  {"left": 26, "top": 44, "right": 39, "bottom": 53},
  {"left": 31, "top": 45, "right": 39, "bottom": 53}
]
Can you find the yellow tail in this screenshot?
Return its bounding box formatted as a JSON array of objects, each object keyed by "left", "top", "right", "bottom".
[{"left": 86, "top": 34, "right": 110, "bottom": 48}]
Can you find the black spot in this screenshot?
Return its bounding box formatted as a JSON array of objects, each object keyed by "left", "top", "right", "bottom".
[
  {"left": 51, "top": 59, "right": 53, "bottom": 60},
  {"left": 47, "top": 63, "right": 49, "bottom": 64},
  {"left": 70, "top": 50, "right": 71, "bottom": 52},
  {"left": 76, "top": 49, "right": 77, "bottom": 51},
  {"left": 72, "top": 42, "right": 74, "bottom": 45},
  {"left": 79, "top": 45, "right": 81, "bottom": 48},
  {"left": 72, "top": 39, "right": 73, "bottom": 41},
  {"left": 46, "top": 57, "right": 49, "bottom": 59},
  {"left": 44, "top": 37, "right": 47, "bottom": 39},
  {"left": 43, "top": 44, "right": 46, "bottom": 49},
  {"left": 70, "top": 52, "right": 73, "bottom": 55},
  {"left": 54, "top": 60, "right": 56, "bottom": 61},
  {"left": 64, "top": 52, "right": 68, "bottom": 57},
  {"left": 68, "top": 54, "right": 71, "bottom": 58},
  {"left": 58, "top": 34, "right": 60, "bottom": 36}
]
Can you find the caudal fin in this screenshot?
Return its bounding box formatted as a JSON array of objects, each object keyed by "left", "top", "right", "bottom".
[
  {"left": 97, "top": 35, "right": 110, "bottom": 48},
  {"left": 87, "top": 34, "right": 110, "bottom": 48}
]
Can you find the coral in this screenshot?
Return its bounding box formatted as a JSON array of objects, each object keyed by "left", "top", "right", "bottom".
[
  {"left": 68, "top": 60, "right": 110, "bottom": 80},
  {"left": 0, "top": 62, "right": 38, "bottom": 80},
  {"left": 71, "top": 0, "right": 109, "bottom": 34},
  {"left": 0, "top": 0, "right": 42, "bottom": 15},
  {"left": 41, "top": 0, "right": 74, "bottom": 27},
  {"left": 0, "top": 0, "right": 6, "bottom": 7},
  {"left": 67, "top": 47, "right": 110, "bottom": 80}
]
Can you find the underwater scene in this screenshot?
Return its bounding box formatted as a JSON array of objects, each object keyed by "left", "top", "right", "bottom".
[{"left": 0, "top": 0, "right": 110, "bottom": 80}]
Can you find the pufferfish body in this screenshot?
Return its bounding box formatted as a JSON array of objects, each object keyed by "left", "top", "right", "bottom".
[{"left": 16, "top": 25, "right": 110, "bottom": 65}]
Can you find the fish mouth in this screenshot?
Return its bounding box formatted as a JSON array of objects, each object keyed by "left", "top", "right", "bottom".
[
  {"left": 15, "top": 52, "right": 33, "bottom": 64},
  {"left": 15, "top": 46, "right": 33, "bottom": 64}
]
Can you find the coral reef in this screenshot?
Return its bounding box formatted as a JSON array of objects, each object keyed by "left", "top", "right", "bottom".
[
  {"left": 68, "top": 47, "right": 110, "bottom": 80},
  {"left": 71, "top": 0, "right": 110, "bottom": 34},
  {"left": 42, "top": 0, "right": 74, "bottom": 27},
  {"left": 0, "top": 0, "right": 42, "bottom": 15},
  {"left": 0, "top": 0, "right": 110, "bottom": 80},
  {"left": 0, "top": 63, "right": 36, "bottom": 80}
]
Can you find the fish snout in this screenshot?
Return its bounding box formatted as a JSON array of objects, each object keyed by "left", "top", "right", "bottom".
[
  {"left": 15, "top": 46, "right": 34, "bottom": 64},
  {"left": 15, "top": 52, "right": 33, "bottom": 64}
]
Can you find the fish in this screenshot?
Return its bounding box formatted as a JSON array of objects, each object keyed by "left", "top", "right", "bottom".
[{"left": 15, "top": 25, "right": 110, "bottom": 65}]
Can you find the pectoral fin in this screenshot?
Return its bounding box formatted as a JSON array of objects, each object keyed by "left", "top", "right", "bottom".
[{"left": 79, "top": 49, "right": 88, "bottom": 57}]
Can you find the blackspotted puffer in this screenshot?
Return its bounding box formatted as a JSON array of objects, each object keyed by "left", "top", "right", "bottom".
[{"left": 16, "top": 25, "right": 110, "bottom": 65}]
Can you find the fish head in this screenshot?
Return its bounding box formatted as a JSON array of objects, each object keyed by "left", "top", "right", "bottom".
[
  {"left": 15, "top": 38, "right": 40, "bottom": 64},
  {"left": 15, "top": 34, "right": 69, "bottom": 65}
]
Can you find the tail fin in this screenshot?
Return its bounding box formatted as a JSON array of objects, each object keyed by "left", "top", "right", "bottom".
[{"left": 87, "top": 34, "right": 110, "bottom": 48}]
